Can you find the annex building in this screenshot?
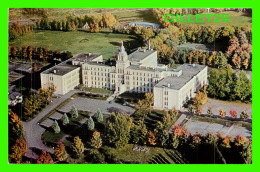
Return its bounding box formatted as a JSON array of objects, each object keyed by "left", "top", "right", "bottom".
[{"left": 41, "top": 42, "right": 207, "bottom": 110}]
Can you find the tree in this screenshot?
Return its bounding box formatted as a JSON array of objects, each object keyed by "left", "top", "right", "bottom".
[
  {"left": 230, "top": 109, "right": 237, "bottom": 118},
  {"left": 168, "top": 133, "right": 180, "bottom": 149},
  {"left": 9, "top": 110, "right": 23, "bottom": 140},
  {"left": 190, "top": 135, "right": 202, "bottom": 148},
  {"left": 147, "top": 131, "right": 157, "bottom": 146},
  {"left": 9, "top": 139, "right": 27, "bottom": 163},
  {"left": 52, "top": 120, "right": 60, "bottom": 133},
  {"left": 87, "top": 116, "right": 95, "bottom": 131},
  {"left": 61, "top": 113, "right": 69, "bottom": 125},
  {"left": 102, "top": 13, "right": 117, "bottom": 28},
  {"left": 195, "top": 105, "right": 202, "bottom": 115},
  {"left": 90, "top": 131, "right": 102, "bottom": 149},
  {"left": 219, "top": 109, "right": 226, "bottom": 118},
  {"left": 207, "top": 107, "right": 213, "bottom": 117},
  {"left": 193, "top": 91, "right": 207, "bottom": 106},
  {"left": 187, "top": 104, "right": 194, "bottom": 114},
  {"left": 71, "top": 105, "right": 79, "bottom": 118},
  {"left": 71, "top": 136, "right": 84, "bottom": 158},
  {"left": 234, "top": 135, "right": 247, "bottom": 146},
  {"left": 130, "top": 120, "right": 148, "bottom": 145},
  {"left": 137, "top": 93, "right": 154, "bottom": 120},
  {"left": 106, "top": 113, "right": 132, "bottom": 148},
  {"left": 54, "top": 142, "right": 68, "bottom": 162},
  {"left": 240, "top": 111, "right": 249, "bottom": 121},
  {"left": 94, "top": 109, "right": 103, "bottom": 122},
  {"left": 37, "top": 150, "right": 54, "bottom": 164}
]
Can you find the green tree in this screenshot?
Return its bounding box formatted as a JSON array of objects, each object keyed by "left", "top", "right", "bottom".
[
  {"left": 94, "top": 109, "right": 103, "bottom": 122},
  {"left": 207, "top": 107, "right": 213, "bottom": 117},
  {"left": 61, "top": 113, "right": 69, "bottom": 125},
  {"left": 130, "top": 120, "right": 148, "bottom": 145},
  {"left": 106, "top": 113, "right": 132, "bottom": 148},
  {"left": 71, "top": 105, "right": 79, "bottom": 118},
  {"left": 240, "top": 111, "right": 249, "bottom": 121},
  {"left": 52, "top": 120, "right": 60, "bottom": 133},
  {"left": 87, "top": 116, "right": 95, "bottom": 131}
]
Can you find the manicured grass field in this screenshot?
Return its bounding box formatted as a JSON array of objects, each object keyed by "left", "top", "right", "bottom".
[
  {"left": 177, "top": 11, "right": 251, "bottom": 27},
  {"left": 9, "top": 30, "right": 139, "bottom": 59}
]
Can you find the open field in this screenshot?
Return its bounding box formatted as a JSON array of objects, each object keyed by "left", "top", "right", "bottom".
[
  {"left": 176, "top": 11, "right": 251, "bottom": 27},
  {"left": 9, "top": 8, "right": 150, "bottom": 21},
  {"left": 9, "top": 30, "right": 139, "bottom": 59}
]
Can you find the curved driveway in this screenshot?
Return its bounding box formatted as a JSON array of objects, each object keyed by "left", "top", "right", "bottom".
[{"left": 23, "top": 90, "right": 80, "bottom": 159}]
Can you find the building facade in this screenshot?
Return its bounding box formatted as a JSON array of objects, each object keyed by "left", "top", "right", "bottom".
[{"left": 41, "top": 42, "right": 207, "bottom": 110}]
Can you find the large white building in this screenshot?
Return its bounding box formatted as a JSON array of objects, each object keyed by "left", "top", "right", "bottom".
[{"left": 41, "top": 42, "right": 207, "bottom": 110}]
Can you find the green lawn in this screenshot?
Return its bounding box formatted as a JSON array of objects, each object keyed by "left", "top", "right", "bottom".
[
  {"left": 177, "top": 11, "right": 251, "bottom": 27},
  {"left": 83, "top": 87, "right": 113, "bottom": 94},
  {"left": 9, "top": 30, "right": 139, "bottom": 59}
]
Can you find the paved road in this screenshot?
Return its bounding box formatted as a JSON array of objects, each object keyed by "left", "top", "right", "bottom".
[{"left": 22, "top": 90, "right": 80, "bottom": 159}]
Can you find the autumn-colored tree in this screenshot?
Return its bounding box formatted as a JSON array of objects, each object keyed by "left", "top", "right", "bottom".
[
  {"left": 190, "top": 135, "right": 202, "bottom": 148},
  {"left": 219, "top": 109, "right": 226, "bottom": 118},
  {"left": 102, "top": 13, "right": 117, "bottom": 28},
  {"left": 137, "top": 93, "right": 154, "bottom": 119},
  {"left": 230, "top": 109, "right": 237, "bottom": 118},
  {"left": 90, "top": 131, "right": 102, "bottom": 149},
  {"left": 23, "top": 94, "right": 41, "bottom": 118},
  {"left": 194, "top": 105, "right": 202, "bottom": 115},
  {"left": 71, "top": 21, "right": 76, "bottom": 31},
  {"left": 234, "top": 135, "right": 247, "bottom": 146},
  {"left": 89, "top": 23, "right": 100, "bottom": 32},
  {"left": 193, "top": 91, "right": 207, "bottom": 106},
  {"left": 71, "top": 136, "right": 85, "bottom": 158},
  {"left": 9, "top": 110, "right": 23, "bottom": 139},
  {"left": 147, "top": 131, "right": 157, "bottom": 146},
  {"left": 54, "top": 142, "right": 68, "bottom": 162},
  {"left": 9, "top": 139, "right": 27, "bottom": 163},
  {"left": 37, "top": 150, "right": 54, "bottom": 164},
  {"left": 220, "top": 137, "right": 231, "bottom": 148},
  {"left": 172, "top": 125, "right": 184, "bottom": 137}
]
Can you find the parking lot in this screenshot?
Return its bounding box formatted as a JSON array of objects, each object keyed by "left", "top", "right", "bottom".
[
  {"left": 185, "top": 119, "right": 252, "bottom": 139},
  {"left": 202, "top": 98, "right": 252, "bottom": 119},
  {"left": 41, "top": 96, "right": 136, "bottom": 127}
]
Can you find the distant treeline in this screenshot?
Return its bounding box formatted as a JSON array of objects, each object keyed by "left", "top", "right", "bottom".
[
  {"left": 34, "top": 13, "right": 117, "bottom": 32},
  {"left": 9, "top": 22, "right": 34, "bottom": 41},
  {"left": 8, "top": 46, "right": 73, "bottom": 62},
  {"left": 8, "top": 13, "right": 118, "bottom": 41}
]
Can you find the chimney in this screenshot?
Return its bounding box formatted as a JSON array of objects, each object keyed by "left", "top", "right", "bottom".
[
  {"left": 168, "top": 83, "right": 170, "bottom": 87},
  {"left": 53, "top": 70, "right": 56, "bottom": 74}
]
